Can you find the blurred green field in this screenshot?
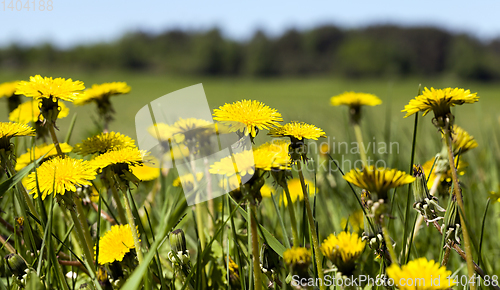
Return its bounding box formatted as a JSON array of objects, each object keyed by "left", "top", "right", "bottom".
[{"left": 2, "top": 70, "right": 500, "bottom": 281}]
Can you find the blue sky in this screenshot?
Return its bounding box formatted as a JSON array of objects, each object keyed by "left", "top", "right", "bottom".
[{"left": 1, "top": 0, "right": 500, "bottom": 47}]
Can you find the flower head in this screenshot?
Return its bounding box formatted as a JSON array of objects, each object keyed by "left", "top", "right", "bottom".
[
  {"left": 343, "top": 166, "right": 415, "bottom": 199},
  {"left": 213, "top": 100, "right": 283, "bottom": 137},
  {"left": 331, "top": 92, "right": 382, "bottom": 107},
  {"left": 74, "top": 132, "right": 136, "bottom": 156},
  {"left": 0, "top": 122, "right": 36, "bottom": 140},
  {"left": 421, "top": 158, "right": 466, "bottom": 195},
  {"left": 321, "top": 231, "right": 365, "bottom": 274},
  {"left": 90, "top": 147, "right": 143, "bottom": 172},
  {"left": 387, "top": 257, "right": 454, "bottom": 290},
  {"left": 173, "top": 172, "right": 204, "bottom": 190},
  {"left": 340, "top": 210, "right": 364, "bottom": 233},
  {"left": 74, "top": 82, "right": 131, "bottom": 106},
  {"left": 447, "top": 125, "right": 478, "bottom": 155},
  {"left": 15, "top": 75, "right": 85, "bottom": 102},
  {"left": 130, "top": 165, "right": 160, "bottom": 182},
  {"left": 269, "top": 121, "right": 326, "bottom": 141},
  {"left": 261, "top": 178, "right": 317, "bottom": 206},
  {"left": 402, "top": 87, "right": 479, "bottom": 128},
  {"left": 9, "top": 101, "right": 70, "bottom": 124},
  {"left": 0, "top": 81, "right": 21, "bottom": 98},
  {"left": 95, "top": 224, "right": 139, "bottom": 265},
  {"left": 283, "top": 247, "right": 311, "bottom": 268},
  {"left": 26, "top": 156, "right": 96, "bottom": 199},
  {"left": 15, "top": 143, "right": 73, "bottom": 171}
]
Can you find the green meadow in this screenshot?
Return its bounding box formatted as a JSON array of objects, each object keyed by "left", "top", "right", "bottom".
[{"left": 1, "top": 71, "right": 500, "bottom": 288}]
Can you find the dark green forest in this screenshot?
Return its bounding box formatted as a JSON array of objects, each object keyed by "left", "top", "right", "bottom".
[{"left": 2, "top": 25, "right": 500, "bottom": 80}]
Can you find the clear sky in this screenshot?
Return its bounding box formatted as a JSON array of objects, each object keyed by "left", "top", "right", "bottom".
[{"left": 1, "top": 0, "right": 500, "bottom": 47}]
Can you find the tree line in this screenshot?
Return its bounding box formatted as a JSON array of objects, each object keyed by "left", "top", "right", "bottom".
[{"left": 2, "top": 25, "right": 500, "bottom": 80}]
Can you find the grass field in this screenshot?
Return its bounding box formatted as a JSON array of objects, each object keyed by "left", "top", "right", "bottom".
[{"left": 1, "top": 70, "right": 500, "bottom": 288}]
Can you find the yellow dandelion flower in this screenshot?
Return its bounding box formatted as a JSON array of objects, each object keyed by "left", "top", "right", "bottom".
[
  {"left": 95, "top": 224, "right": 139, "bottom": 265},
  {"left": 74, "top": 132, "right": 136, "bottom": 156},
  {"left": 15, "top": 143, "right": 73, "bottom": 171},
  {"left": 26, "top": 156, "right": 96, "bottom": 199},
  {"left": 421, "top": 158, "right": 467, "bottom": 189},
  {"left": 0, "top": 81, "right": 21, "bottom": 98},
  {"left": 173, "top": 172, "right": 204, "bottom": 192},
  {"left": 387, "top": 257, "right": 454, "bottom": 290},
  {"left": 15, "top": 75, "right": 85, "bottom": 102},
  {"left": 402, "top": 87, "right": 479, "bottom": 119},
  {"left": 447, "top": 125, "right": 478, "bottom": 155},
  {"left": 90, "top": 147, "right": 143, "bottom": 171},
  {"left": 0, "top": 122, "right": 36, "bottom": 140},
  {"left": 343, "top": 165, "right": 415, "bottom": 198},
  {"left": 261, "top": 178, "right": 317, "bottom": 206},
  {"left": 283, "top": 247, "right": 311, "bottom": 266},
  {"left": 130, "top": 164, "right": 160, "bottom": 182},
  {"left": 9, "top": 101, "right": 70, "bottom": 124},
  {"left": 148, "top": 118, "right": 213, "bottom": 143},
  {"left": 321, "top": 231, "right": 365, "bottom": 273},
  {"left": 213, "top": 100, "right": 283, "bottom": 137},
  {"left": 330, "top": 92, "right": 382, "bottom": 107},
  {"left": 74, "top": 82, "right": 131, "bottom": 106},
  {"left": 340, "top": 210, "right": 365, "bottom": 233},
  {"left": 268, "top": 121, "right": 326, "bottom": 141},
  {"left": 218, "top": 175, "right": 242, "bottom": 192},
  {"left": 255, "top": 140, "right": 291, "bottom": 170},
  {"left": 489, "top": 188, "right": 500, "bottom": 203}
]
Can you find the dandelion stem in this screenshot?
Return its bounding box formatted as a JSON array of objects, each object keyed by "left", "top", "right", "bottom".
[
  {"left": 123, "top": 190, "right": 144, "bottom": 264},
  {"left": 74, "top": 195, "right": 94, "bottom": 253},
  {"left": 47, "top": 123, "right": 63, "bottom": 155},
  {"left": 249, "top": 203, "right": 263, "bottom": 290},
  {"left": 195, "top": 203, "right": 206, "bottom": 251},
  {"left": 296, "top": 161, "right": 326, "bottom": 290},
  {"left": 441, "top": 246, "right": 451, "bottom": 266},
  {"left": 69, "top": 207, "right": 95, "bottom": 273},
  {"left": 444, "top": 132, "right": 476, "bottom": 290},
  {"left": 283, "top": 182, "right": 300, "bottom": 245},
  {"left": 353, "top": 123, "right": 368, "bottom": 167},
  {"left": 110, "top": 186, "right": 127, "bottom": 224}
]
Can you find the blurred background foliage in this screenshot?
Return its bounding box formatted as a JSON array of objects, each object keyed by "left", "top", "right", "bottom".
[{"left": 3, "top": 25, "right": 500, "bottom": 81}]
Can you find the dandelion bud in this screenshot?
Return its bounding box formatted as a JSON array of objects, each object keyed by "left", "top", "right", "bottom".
[
  {"left": 5, "top": 253, "right": 27, "bottom": 277},
  {"left": 260, "top": 243, "right": 280, "bottom": 274},
  {"left": 442, "top": 196, "right": 462, "bottom": 245},
  {"left": 412, "top": 165, "right": 445, "bottom": 224},
  {"left": 170, "top": 229, "right": 187, "bottom": 254}
]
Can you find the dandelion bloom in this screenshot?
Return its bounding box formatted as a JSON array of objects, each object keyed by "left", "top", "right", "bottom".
[
  {"left": 95, "top": 224, "right": 139, "bottom": 264},
  {"left": 421, "top": 158, "right": 467, "bottom": 190},
  {"left": 74, "top": 82, "right": 131, "bottom": 106},
  {"left": 15, "top": 143, "right": 73, "bottom": 171},
  {"left": 90, "top": 147, "right": 143, "bottom": 171},
  {"left": 0, "top": 81, "right": 21, "bottom": 98},
  {"left": 387, "top": 258, "right": 454, "bottom": 290},
  {"left": 148, "top": 118, "right": 213, "bottom": 143},
  {"left": 213, "top": 100, "right": 283, "bottom": 137},
  {"left": 330, "top": 92, "right": 382, "bottom": 107},
  {"left": 283, "top": 247, "right": 311, "bottom": 267},
  {"left": 15, "top": 75, "right": 85, "bottom": 102},
  {"left": 340, "top": 210, "right": 364, "bottom": 233},
  {"left": 321, "top": 231, "right": 365, "bottom": 273},
  {"left": 26, "top": 156, "right": 96, "bottom": 199},
  {"left": 0, "top": 122, "right": 36, "bottom": 140},
  {"left": 447, "top": 125, "right": 478, "bottom": 155},
  {"left": 343, "top": 166, "right": 415, "bottom": 198},
  {"left": 130, "top": 164, "right": 160, "bottom": 181},
  {"left": 73, "top": 132, "right": 136, "bottom": 156},
  {"left": 402, "top": 87, "right": 479, "bottom": 119},
  {"left": 261, "top": 178, "right": 317, "bottom": 206},
  {"left": 9, "top": 101, "right": 70, "bottom": 124},
  {"left": 268, "top": 121, "right": 326, "bottom": 141}
]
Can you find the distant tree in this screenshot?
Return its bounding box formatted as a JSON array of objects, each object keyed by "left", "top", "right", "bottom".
[{"left": 244, "top": 31, "right": 277, "bottom": 76}]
